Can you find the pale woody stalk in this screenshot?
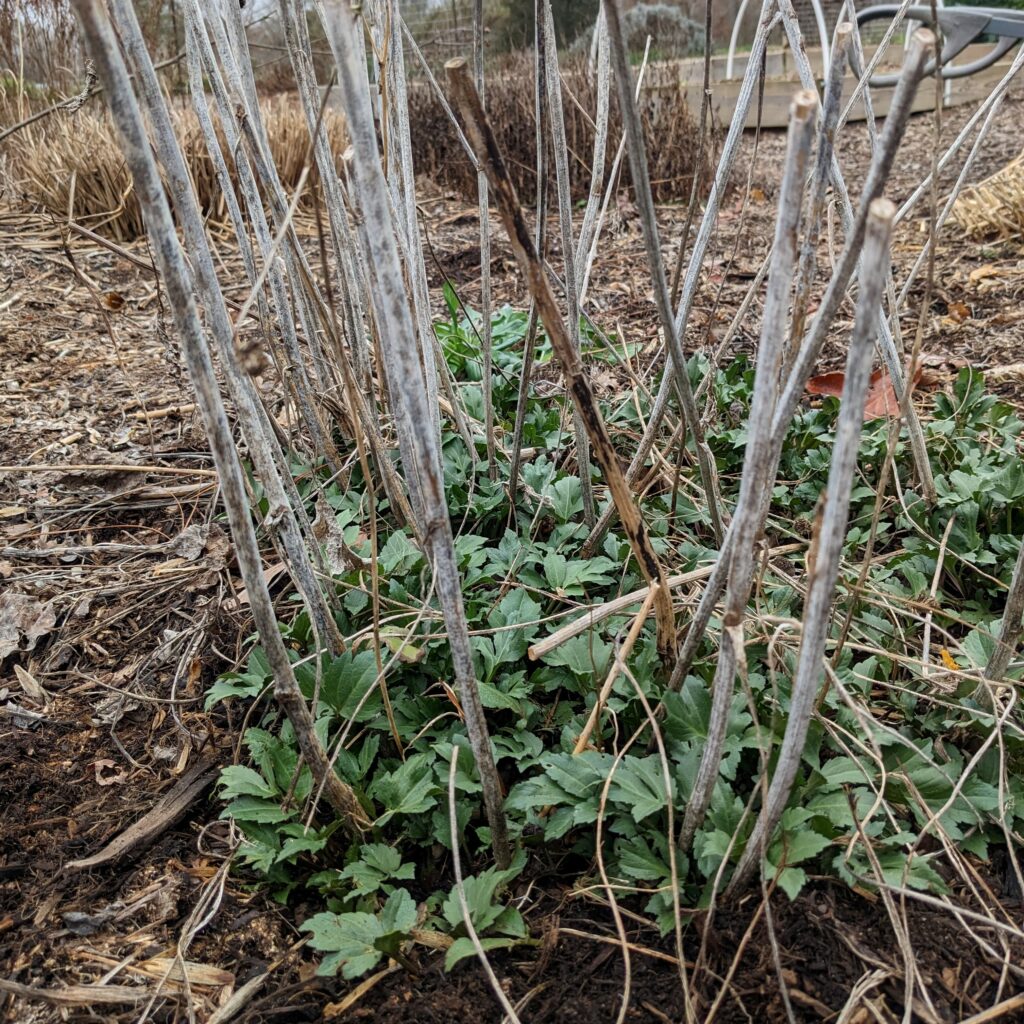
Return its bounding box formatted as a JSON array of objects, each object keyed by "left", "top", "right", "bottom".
[
  {"left": 510, "top": 2, "right": 610, "bottom": 506},
  {"left": 732, "top": 199, "right": 898, "bottom": 889},
  {"left": 474, "top": 0, "right": 496, "bottom": 479},
  {"left": 185, "top": 3, "right": 413, "bottom": 526},
  {"left": 320, "top": 2, "right": 511, "bottom": 867},
  {"left": 574, "top": 7, "right": 610, "bottom": 283},
  {"left": 542, "top": 0, "right": 596, "bottom": 527},
  {"left": 776, "top": 1, "right": 935, "bottom": 504},
  {"left": 785, "top": 20, "right": 852, "bottom": 379},
  {"left": 580, "top": 0, "right": 780, "bottom": 558},
  {"left": 107, "top": 0, "right": 344, "bottom": 658},
  {"left": 667, "top": 32, "right": 934, "bottom": 695},
  {"left": 189, "top": 0, "right": 341, "bottom": 471},
  {"left": 603, "top": 0, "right": 725, "bottom": 546},
  {"left": 678, "top": 92, "right": 816, "bottom": 851},
  {"left": 276, "top": 0, "right": 368, "bottom": 388},
  {"left": 508, "top": 0, "right": 548, "bottom": 505},
  {"left": 446, "top": 56, "right": 679, "bottom": 662},
  {"left": 72, "top": 0, "right": 367, "bottom": 831},
  {"left": 365, "top": 0, "right": 453, "bottom": 453}
]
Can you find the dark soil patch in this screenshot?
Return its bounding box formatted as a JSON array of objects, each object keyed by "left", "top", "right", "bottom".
[{"left": 185, "top": 884, "right": 1022, "bottom": 1023}]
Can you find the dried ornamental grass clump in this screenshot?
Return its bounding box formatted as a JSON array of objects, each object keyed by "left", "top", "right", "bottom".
[
  {"left": 6, "top": 92, "right": 348, "bottom": 240},
  {"left": 949, "top": 148, "right": 1024, "bottom": 238},
  {"left": 407, "top": 51, "right": 709, "bottom": 202}
]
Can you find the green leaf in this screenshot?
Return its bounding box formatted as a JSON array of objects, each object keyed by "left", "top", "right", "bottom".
[
  {"left": 440, "top": 851, "right": 526, "bottom": 935},
  {"left": 338, "top": 843, "right": 415, "bottom": 893},
  {"left": 543, "top": 476, "right": 584, "bottom": 522},
  {"left": 370, "top": 754, "right": 438, "bottom": 826},
  {"left": 379, "top": 887, "right": 418, "bottom": 935},
  {"left": 277, "top": 833, "right": 330, "bottom": 862},
  {"left": 961, "top": 623, "right": 997, "bottom": 671},
  {"left": 607, "top": 756, "right": 670, "bottom": 822},
  {"left": 694, "top": 828, "right": 734, "bottom": 879},
  {"left": 379, "top": 626, "right": 425, "bottom": 664},
  {"left": 205, "top": 647, "right": 270, "bottom": 708},
  {"left": 321, "top": 650, "right": 383, "bottom": 720},
  {"left": 223, "top": 796, "right": 291, "bottom": 824},
  {"left": 301, "top": 911, "right": 383, "bottom": 978},
  {"left": 541, "top": 633, "right": 612, "bottom": 678},
  {"left": 774, "top": 866, "right": 808, "bottom": 900},
  {"left": 379, "top": 531, "right": 422, "bottom": 575},
  {"left": 542, "top": 550, "right": 569, "bottom": 590},
  {"left": 542, "top": 551, "right": 615, "bottom": 595},
  {"left": 768, "top": 829, "right": 832, "bottom": 868},
  {"left": 805, "top": 787, "right": 873, "bottom": 830},
  {"left": 478, "top": 670, "right": 532, "bottom": 712},
  {"left": 442, "top": 280, "right": 460, "bottom": 321},
  {"left": 344, "top": 587, "right": 369, "bottom": 615},
  {"left": 616, "top": 833, "right": 672, "bottom": 882},
  {"left": 662, "top": 677, "right": 713, "bottom": 741},
  {"left": 488, "top": 589, "right": 542, "bottom": 666},
  {"left": 301, "top": 890, "right": 417, "bottom": 979},
  {"left": 444, "top": 936, "right": 523, "bottom": 971},
  {"left": 218, "top": 765, "right": 279, "bottom": 800},
  {"left": 204, "top": 675, "right": 264, "bottom": 708},
  {"left": 819, "top": 756, "right": 872, "bottom": 787},
  {"left": 245, "top": 727, "right": 301, "bottom": 794}
]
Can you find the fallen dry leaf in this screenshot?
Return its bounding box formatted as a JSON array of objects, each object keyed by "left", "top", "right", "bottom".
[
  {"left": 230, "top": 561, "right": 287, "bottom": 609},
  {"left": 805, "top": 371, "right": 845, "bottom": 397},
  {"left": 94, "top": 759, "right": 128, "bottom": 787},
  {"left": 947, "top": 300, "right": 971, "bottom": 323},
  {"left": 0, "top": 592, "right": 57, "bottom": 660},
  {"left": 968, "top": 264, "right": 1005, "bottom": 285},
  {"left": 13, "top": 664, "right": 50, "bottom": 706},
  {"left": 806, "top": 366, "right": 923, "bottom": 420},
  {"left": 167, "top": 524, "right": 208, "bottom": 561}
]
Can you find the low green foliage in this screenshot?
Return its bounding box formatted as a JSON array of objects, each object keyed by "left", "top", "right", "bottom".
[{"left": 210, "top": 302, "right": 1024, "bottom": 977}]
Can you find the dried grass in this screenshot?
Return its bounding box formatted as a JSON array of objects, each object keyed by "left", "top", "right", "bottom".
[
  {"left": 5, "top": 57, "right": 707, "bottom": 241},
  {"left": 407, "top": 53, "right": 709, "bottom": 203},
  {"left": 4, "top": 93, "right": 348, "bottom": 241},
  {"left": 949, "top": 149, "right": 1024, "bottom": 239}
]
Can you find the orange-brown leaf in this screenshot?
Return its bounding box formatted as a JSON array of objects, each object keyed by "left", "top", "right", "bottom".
[
  {"left": 805, "top": 371, "right": 846, "bottom": 398},
  {"left": 805, "top": 366, "right": 918, "bottom": 421}
]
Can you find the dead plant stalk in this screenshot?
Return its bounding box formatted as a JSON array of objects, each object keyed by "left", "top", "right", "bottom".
[
  {"left": 445, "top": 55, "right": 678, "bottom": 663},
  {"left": 71, "top": 0, "right": 367, "bottom": 832},
  {"left": 321, "top": 3, "right": 511, "bottom": 867},
  {"left": 733, "top": 199, "right": 898, "bottom": 889},
  {"left": 604, "top": 0, "right": 724, "bottom": 546},
  {"left": 678, "top": 90, "right": 817, "bottom": 851}
]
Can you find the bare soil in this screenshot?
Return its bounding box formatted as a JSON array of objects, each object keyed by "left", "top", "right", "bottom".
[{"left": 3, "top": 87, "right": 1024, "bottom": 1023}]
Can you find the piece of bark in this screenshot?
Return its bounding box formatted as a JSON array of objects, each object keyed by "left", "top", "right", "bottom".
[
  {"left": 0, "top": 978, "right": 151, "bottom": 1005},
  {"left": 63, "top": 757, "right": 218, "bottom": 873}
]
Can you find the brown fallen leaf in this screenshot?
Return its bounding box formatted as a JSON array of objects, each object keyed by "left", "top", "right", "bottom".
[
  {"left": 230, "top": 561, "right": 287, "bottom": 609},
  {"left": 0, "top": 592, "right": 57, "bottom": 659},
  {"left": 968, "top": 263, "right": 1005, "bottom": 285},
  {"left": 94, "top": 759, "right": 128, "bottom": 786},
  {"left": 14, "top": 664, "right": 50, "bottom": 706},
  {"left": 806, "top": 366, "right": 922, "bottom": 420},
  {"left": 947, "top": 300, "right": 971, "bottom": 323}
]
